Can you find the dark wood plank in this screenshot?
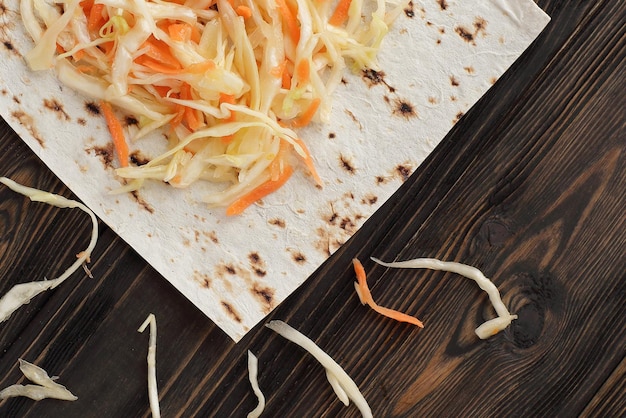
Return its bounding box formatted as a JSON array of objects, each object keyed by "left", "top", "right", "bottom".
[{"left": 0, "top": 0, "right": 624, "bottom": 417}]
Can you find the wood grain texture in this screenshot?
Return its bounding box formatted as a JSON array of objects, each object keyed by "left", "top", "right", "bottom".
[{"left": 0, "top": 1, "right": 624, "bottom": 417}]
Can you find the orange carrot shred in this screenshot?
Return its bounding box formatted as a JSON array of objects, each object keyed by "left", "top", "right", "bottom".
[
  {"left": 140, "top": 38, "right": 181, "bottom": 69},
  {"left": 270, "top": 61, "right": 286, "bottom": 78},
  {"left": 100, "top": 101, "right": 130, "bottom": 168},
  {"left": 292, "top": 138, "right": 322, "bottom": 186},
  {"left": 296, "top": 59, "right": 310, "bottom": 87},
  {"left": 226, "top": 165, "right": 294, "bottom": 215},
  {"left": 270, "top": 139, "right": 290, "bottom": 180},
  {"left": 236, "top": 5, "right": 253, "bottom": 19},
  {"left": 87, "top": 3, "right": 106, "bottom": 32},
  {"left": 186, "top": 60, "right": 216, "bottom": 74},
  {"left": 168, "top": 23, "right": 193, "bottom": 42},
  {"left": 352, "top": 258, "right": 424, "bottom": 328},
  {"left": 276, "top": 0, "right": 300, "bottom": 44},
  {"left": 329, "top": 0, "right": 352, "bottom": 26},
  {"left": 289, "top": 98, "right": 321, "bottom": 128},
  {"left": 219, "top": 93, "right": 237, "bottom": 122}
]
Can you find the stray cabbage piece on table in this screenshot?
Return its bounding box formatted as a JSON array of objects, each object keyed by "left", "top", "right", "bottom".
[
  {"left": 0, "top": 177, "right": 98, "bottom": 323},
  {"left": 371, "top": 257, "right": 518, "bottom": 338},
  {"left": 246, "top": 350, "right": 266, "bottom": 418},
  {"left": 266, "top": 320, "right": 373, "bottom": 418},
  {"left": 18, "top": 0, "right": 405, "bottom": 213},
  {"left": 138, "top": 313, "right": 161, "bottom": 418},
  {"left": 0, "top": 359, "right": 77, "bottom": 402}
]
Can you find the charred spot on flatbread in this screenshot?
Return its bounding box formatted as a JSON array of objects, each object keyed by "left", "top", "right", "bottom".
[
  {"left": 85, "top": 101, "right": 100, "bottom": 116},
  {"left": 125, "top": 115, "right": 139, "bottom": 126},
  {"left": 251, "top": 284, "right": 274, "bottom": 313},
  {"left": 221, "top": 301, "right": 242, "bottom": 323},
  {"left": 328, "top": 132, "right": 336, "bottom": 139},
  {"left": 130, "top": 190, "right": 155, "bottom": 213},
  {"left": 86, "top": 144, "right": 114, "bottom": 168},
  {"left": 392, "top": 99, "right": 417, "bottom": 119},
  {"left": 450, "top": 75, "right": 460, "bottom": 87},
  {"left": 339, "top": 154, "right": 356, "bottom": 174},
  {"left": 248, "top": 252, "right": 267, "bottom": 277},
  {"left": 361, "top": 68, "right": 395, "bottom": 92},
  {"left": 11, "top": 110, "right": 44, "bottom": 147},
  {"left": 361, "top": 194, "right": 378, "bottom": 205},
  {"left": 453, "top": 111, "right": 464, "bottom": 124},
  {"left": 130, "top": 151, "right": 150, "bottom": 166},
  {"left": 455, "top": 17, "right": 488, "bottom": 46},
  {"left": 455, "top": 26, "right": 474, "bottom": 43},
  {"left": 437, "top": 0, "right": 448, "bottom": 11},
  {"left": 290, "top": 250, "right": 307, "bottom": 264},
  {"left": 344, "top": 109, "right": 363, "bottom": 129},
  {"left": 43, "top": 98, "right": 70, "bottom": 121},
  {"left": 404, "top": 1, "right": 414, "bottom": 18},
  {"left": 375, "top": 175, "right": 388, "bottom": 185},
  {"left": 268, "top": 218, "right": 286, "bottom": 228},
  {"left": 193, "top": 270, "right": 212, "bottom": 289},
  {"left": 394, "top": 163, "right": 412, "bottom": 182}
]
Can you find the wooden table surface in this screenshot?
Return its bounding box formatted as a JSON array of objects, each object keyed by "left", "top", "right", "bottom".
[{"left": 1, "top": 1, "right": 624, "bottom": 417}]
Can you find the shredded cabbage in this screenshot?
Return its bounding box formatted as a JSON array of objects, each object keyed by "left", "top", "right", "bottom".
[
  {"left": 0, "top": 177, "right": 98, "bottom": 323},
  {"left": 138, "top": 313, "right": 160, "bottom": 418},
  {"left": 371, "top": 257, "right": 518, "bottom": 339},
  {"left": 0, "top": 359, "right": 77, "bottom": 402},
  {"left": 19, "top": 0, "right": 404, "bottom": 211},
  {"left": 266, "top": 320, "right": 372, "bottom": 418}
]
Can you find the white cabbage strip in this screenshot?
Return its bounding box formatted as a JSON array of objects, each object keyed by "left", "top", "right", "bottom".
[
  {"left": 138, "top": 313, "right": 160, "bottom": 418},
  {"left": 0, "top": 359, "right": 77, "bottom": 401},
  {"left": 265, "top": 320, "right": 372, "bottom": 418},
  {"left": 371, "top": 257, "right": 518, "bottom": 339},
  {"left": 246, "top": 350, "right": 265, "bottom": 418},
  {"left": 0, "top": 177, "right": 98, "bottom": 323}
]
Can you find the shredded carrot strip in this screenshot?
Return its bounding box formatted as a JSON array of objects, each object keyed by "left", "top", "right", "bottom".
[
  {"left": 141, "top": 39, "right": 181, "bottom": 69},
  {"left": 329, "top": 0, "right": 352, "bottom": 26},
  {"left": 186, "top": 60, "right": 216, "bottom": 74},
  {"left": 100, "top": 101, "right": 130, "bottom": 168},
  {"left": 219, "top": 93, "right": 237, "bottom": 122},
  {"left": 270, "top": 139, "right": 290, "bottom": 180},
  {"left": 296, "top": 59, "right": 310, "bottom": 86},
  {"left": 226, "top": 165, "right": 294, "bottom": 215},
  {"left": 282, "top": 64, "right": 292, "bottom": 89},
  {"left": 72, "top": 49, "right": 85, "bottom": 61},
  {"left": 270, "top": 61, "right": 286, "bottom": 78},
  {"left": 289, "top": 98, "right": 321, "bottom": 128},
  {"left": 168, "top": 23, "right": 192, "bottom": 42},
  {"left": 135, "top": 57, "right": 182, "bottom": 74},
  {"left": 293, "top": 138, "right": 322, "bottom": 186},
  {"left": 180, "top": 83, "right": 202, "bottom": 131},
  {"left": 87, "top": 3, "right": 106, "bottom": 32},
  {"left": 276, "top": 0, "right": 300, "bottom": 44},
  {"left": 352, "top": 258, "right": 424, "bottom": 328},
  {"left": 236, "top": 5, "right": 253, "bottom": 19}
]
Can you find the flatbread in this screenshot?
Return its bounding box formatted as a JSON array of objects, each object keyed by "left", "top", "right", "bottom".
[{"left": 0, "top": 0, "right": 550, "bottom": 341}]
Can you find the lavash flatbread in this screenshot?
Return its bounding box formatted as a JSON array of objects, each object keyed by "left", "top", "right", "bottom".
[{"left": 0, "top": 0, "right": 550, "bottom": 341}]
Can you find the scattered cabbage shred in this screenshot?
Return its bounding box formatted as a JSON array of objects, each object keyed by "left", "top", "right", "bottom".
[
  {"left": 246, "top": 350, "right": 265, "bottom": 418},
  {"left": 19, "top": 0, "right": 404, "bottom": 209},
  {"left": 0, "top": 177, "right": 98, "bottom": 323},
  {"left": 266, "top": 320, "right": 372, "bottom": 418},
  {"left": 0, "top": 359, "right": 77, "bottom": 402},
  {"left": 372, "top": 257, "right": 518, "bottom": 338},
  {"left": 138, "top": 313, "right": 160, "bottom": 418}
]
